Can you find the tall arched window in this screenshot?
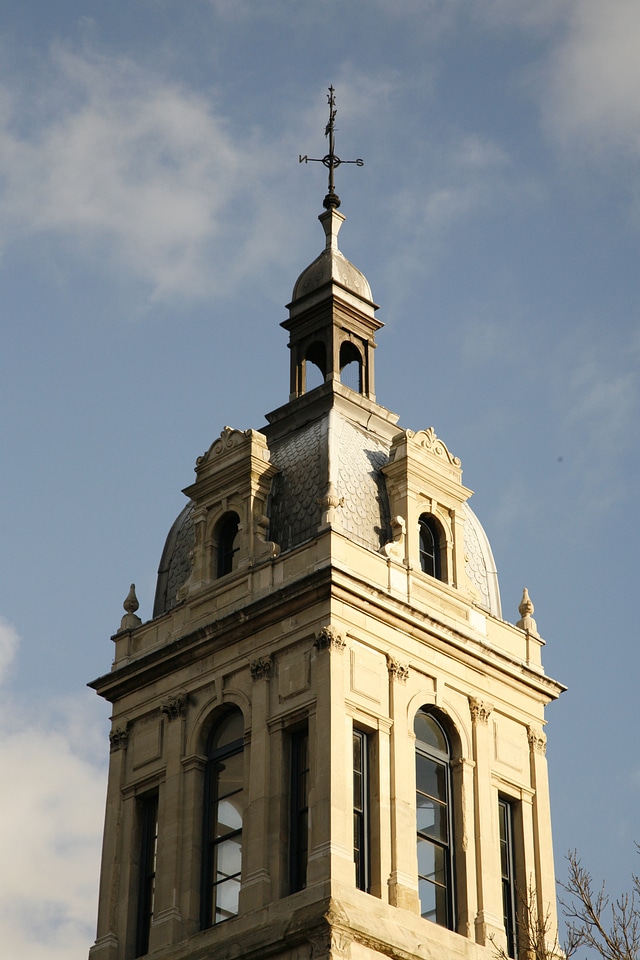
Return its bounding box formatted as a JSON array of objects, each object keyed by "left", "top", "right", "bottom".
[
  {"left": 418, "top": 515, "right": 442, "bottom": 580},
  {"left": 415, "top": 708, "right": 455, "bottom": 928},
  {"left": 216, "top": 512, "right": 240, "bottom": 578},
  {"left": 202, "top": 708, "right": 245, "bottom": 928}
]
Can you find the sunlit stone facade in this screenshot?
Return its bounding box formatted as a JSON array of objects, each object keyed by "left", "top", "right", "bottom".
[{"left": 89, "top": 203, "right": 564, "bottom": 960}]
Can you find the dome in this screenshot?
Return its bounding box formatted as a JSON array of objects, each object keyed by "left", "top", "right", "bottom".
[
  {"left": 153, "top": 503, "right": 194, "bottom": 618},
  {"left": 291, "top": 207, "right": 373, "bottom": 304},
  {"left": 267, "top": 408, "right": 391, "bottom": 554},
  {"left": 151, "top": 414, "right": 502, "bottom": 623},
  {"left": 463, "top": 502, "right": 502, "bottom": 618}
]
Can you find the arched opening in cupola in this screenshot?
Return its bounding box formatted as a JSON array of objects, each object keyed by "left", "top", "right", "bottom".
[
  {"left": 339, "top": 341, "right": 363, "bottom": 393},
  {"left": 304, "top": 341, "right": 326, "bottom": 392}
]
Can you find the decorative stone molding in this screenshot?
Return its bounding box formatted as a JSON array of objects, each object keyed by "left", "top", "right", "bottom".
[
  {"left": 109, "top": 726, "right": 129, "bottom": 752},
  {"left": 250, "top": 656, "right": 274, "bottom": 681},
  {"left": 118, "top": 584, "right": 142, "bottom": 633},
  {"left": 381, "top": 515, "right": 406, "bottom": 560},
  {"left": 309, "top": 929, "right": 351, "bottom": 959},
  {"left": 528, "top": 726, "right": 547, "bottom": 755},
  {"left": 408, "top": 426, "right": 461, "bottom": 467},
  {"left": 517, "top": 587, "right": 540, "bottom": 638},
  {"left": 386, "top": 655, "right": 409, "bottom": 682},
  {"left": 253, "top": 514, "right": 280, "bottom": 562},
  {"left": 161, "top": 693, "right": 188, "bottom": 721},
  {"left": 469, "top": 697, "right": 493, "bottom": 724},
  {"left": 314, "top": 625, "right": 346, "bottom": 652},
  {"left": 317, "top": 481, "right": 345, "bottom": 528},
  {"left": 196, "top": 425, "right": 253, "bottom": 465}
]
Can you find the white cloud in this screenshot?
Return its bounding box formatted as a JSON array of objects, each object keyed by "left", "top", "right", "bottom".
[
  {"left": 0, "top": 620, "right": 106, "bottom": 960},
  {"left": 0, "top": 617, "right": 19, "bottom": 682},
  {"left": 542, "top": 0, "right": 640, "bottom": 159},
  {"left": 0, "top": 45, "right": 291, "bottom": 301}
]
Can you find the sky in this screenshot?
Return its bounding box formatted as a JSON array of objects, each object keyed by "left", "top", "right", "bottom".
[{"left": 1, "top": 1, "right": 639, "bottom": 957}]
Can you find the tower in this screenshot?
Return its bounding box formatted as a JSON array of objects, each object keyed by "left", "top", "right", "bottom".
[{"left": 89, "top": 98, "right": 564, "bottom": 960}]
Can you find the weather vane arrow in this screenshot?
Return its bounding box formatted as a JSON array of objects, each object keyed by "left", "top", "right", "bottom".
[{"left": 299, "top": 85, "right": 364, "bottom": 210}]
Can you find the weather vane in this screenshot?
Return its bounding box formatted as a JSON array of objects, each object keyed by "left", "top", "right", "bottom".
[{"left": 299, "top": 86, "right": 364, "bottom": 210}]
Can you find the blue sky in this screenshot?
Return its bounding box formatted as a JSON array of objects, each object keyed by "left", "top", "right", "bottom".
[{"left": 1, "top": 1, "right": 639, "bottom": 956}]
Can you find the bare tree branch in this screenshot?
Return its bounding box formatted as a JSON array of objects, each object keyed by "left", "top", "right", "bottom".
[{"left": 559, "top": 850, "right": 640, "bottom": 960}]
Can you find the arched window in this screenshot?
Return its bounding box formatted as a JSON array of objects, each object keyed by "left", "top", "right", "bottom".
[
  {"left": 415, "top": 708, "right": 455, "bottom": 928},
  {"left": 202, "top": 708, "right": 245, "bottom": 928},
  {"left": 339, "top": 341, "right": 363, "bottom": 393},
  {"left": 418, "top": 515, "right": 442, "bottom": 580},
  {"left": 216, "top": 512, "right": 240, "bottom": 578}
]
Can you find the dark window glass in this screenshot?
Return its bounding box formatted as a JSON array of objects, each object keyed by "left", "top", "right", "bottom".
[
  {"left": 135, "top": 792, "right": 158, "bottom": 957},
  {"left": 216, "top": 513, "right": 240, "bottom": 578},
  {"left": 202, "top": 709, "right": 244, "bottom": 928},
  {"left": 499, "top": 797, "right": 518, "bottom": 958},
  {"left": 415, "top": 709, "right": 454, "bottom": 929},
  {"left": 353, "top": 729, "right": 370, "bottom": 892},
  {"left": 290, "top": 727, "right": 309, "bottom": 892},
  {"left": 418, "top": 515, "right": 442, "bottom": 580}
]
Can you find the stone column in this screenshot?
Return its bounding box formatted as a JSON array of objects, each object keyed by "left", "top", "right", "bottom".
[
  {"left": 455, "top": 754, "right": 477, "bottom": 938},
  {"left": 528, "top": 726, "right": 559, "bottom": 939},
  {"left": 387, "top": 657, "right": 420, "bottom": 912},
  {"left": 469, "top": 697, "right": 503, "bottom": 947},
  {"left": 241, "top": 656, "right": 274, "bottom": 909},
  {"left": 179, "top": 752, "right": 206, "bottom": 936},
  {"left": 149, "top": 695, "right": 188, "bottom": 950},
  {"left": 308, "top": 626, "right": 352, "bottom": 887},
  {"left": 89, "top": 725, "right": 129, "bottom": 960},
  {"left": 373, "top": 716, "right": 393, "bottom": 903}
]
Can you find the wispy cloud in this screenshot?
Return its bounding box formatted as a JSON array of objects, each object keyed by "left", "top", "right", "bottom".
[
  {"left": 0, "top": 45, "right": 293, "bottom": 302},
  {"left": 0, "top": 620, "right": 106, "bottom": 960},
  {"left": 540, "top": 0, "right": 640, "bottom": 161}
]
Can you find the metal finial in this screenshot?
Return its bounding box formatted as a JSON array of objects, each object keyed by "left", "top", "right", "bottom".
[{"left": 299, "top": 86, "right": 364, "bottom": 209}]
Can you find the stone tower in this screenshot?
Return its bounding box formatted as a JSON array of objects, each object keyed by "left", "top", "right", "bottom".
[{"left": 88, "top": 191, "right": 564, "bottom": 960}]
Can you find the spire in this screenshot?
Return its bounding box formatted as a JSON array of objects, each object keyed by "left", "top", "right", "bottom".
[{"left": 298, "top": 85, "right": 364, "bottom": 211}]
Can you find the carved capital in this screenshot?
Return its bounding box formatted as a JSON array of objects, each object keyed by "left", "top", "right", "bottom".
[
  {"left": 528, "top": 726, "right": 547, "bottom": 755},
  {"left": 109, "top": 726, "right": 129, "bottom": 752},
  {"left": 161, "top": 693, "right": 188, "bottom": 721},
  {"left": 387, "top": 655, "right": 409, "bottom": 682},
  {"left": 309, "top": 929, "right": 351, "bottom": 959},
  {"left": 314, "top": 626, "right": 346, "bottom": 652},
  {"left": 250, "top": 656, "right": 274, "bottom": 681},
  {"left": 469, "top": 697, "right": 493, "bottom": 724}
]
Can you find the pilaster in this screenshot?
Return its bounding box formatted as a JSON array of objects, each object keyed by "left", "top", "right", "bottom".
[
  {"left": 242, "top": 657, "right": 275, "bottom": 909},
  {"left": 149, "top": 699, "right": 188, "bottom": 949},
  {"left": 387, "top": 656, "right": 420, "bottom": 912},
  {"left": 528, "top": 726, "right": 559, "bottom": 936},
  {"left": 469, "top": 697, "right": 503, "bottom": 946},
  {"left": 89, "top": 726, "right": 129, "bottom": 960}
]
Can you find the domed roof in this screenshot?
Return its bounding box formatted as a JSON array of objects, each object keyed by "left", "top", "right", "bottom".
[
  {"left": 267, "top": 406, "right": 391, "bottom": 554},
  {"left": 291, "top": 208, "right": 373, "bottom": 304},
  {"left": 152, "top": 410, "right": 503, "bottom": 622},
  {"left": 463, "top": 502, "right": 502, "bottom": 618}
]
